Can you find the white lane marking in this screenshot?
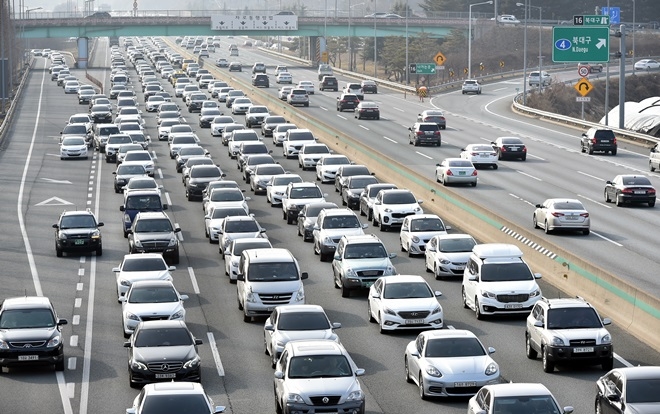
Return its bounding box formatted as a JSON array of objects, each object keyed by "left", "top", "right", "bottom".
[
  {"left": 68, "top": 357, "right": 77, "bottom": 371},
  {"left": 78, "top": 268, "right": 84, "bottom": 276},
  {"left": 416, "top": 151, "right": 433, "bottom": 160},
  {"left": 319, "top": 106, "right": 328, "bottom": 111},
  {"left": 337, "top": 115, "right": 347, "bottom": 120},
  {"left": 72, "top": 315, "right": 80, "bottom": 325},
  {"left": 615, "top": 353, "right": 634, "bottom": 367},
  {"left": 591, "top": 231, "right": 623, "bottom": 246},
  {"left": 207, "top": 332, "right": 225, "bottom": 376},
  {"left": 35, "top": 196, "right": 73, "bottom": 206},
  {"left": 359, "top": 125, "right": 369, "bottom": 130},
  {"left": 578, "top": 170, "right": 605, "bottom": 181},
  {"left": 527, "top": 153, "right": 545, "bottom": 161},
  {"left": 80, "top": 257, "right": 85, "bottom": 264},
  {"left": 70, "top": 335, "right": 78, "bottom": 347},
  {"left": 492, "top": 87, "right": 507, "bottom": 92},
  {"left": 157, "top": 168, "right": 163, "bottom": 179},
  {"left": 165, "top": 192, "right": 172, "bottom": 208},
  {"left": 175, "top": 223, "right": 183, "bottom": 241},
  {"left": 577, "top": 194, "right": 611, "bottom": 209},
  {"left": 516, "top": 170, "right": 542, "bottom": 181},
  {"left": 76, "top": 283, "right": 83, "bottom": 291},
  {"left": 55, "top": 372, "right": 74, "bottom": 414},
  {"left": 74, "top": 298, "right": 82, "bottom": 308},
  {"left": 383, "top": 136, "right": 397, "bottom": 143},
  {"left": 400, "top": 124, "right": 408, "bottom": 128},
  {"left": 392, "top": 107, "right": 405, "bottom": 112},
  {"left": 66, "top": 381, "right": 75, "bottom": 398},
  {"left": 41, "top": 178, "right": 72, "bottom": 184},
  {"left": 509, "top": 193, "right": 536, "bottom": 207},
  {"left": 188, "top": 267, "right": 200, "bottom": 294}
]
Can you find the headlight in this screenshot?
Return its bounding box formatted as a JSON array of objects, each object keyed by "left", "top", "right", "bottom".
[
  {"left": 130, "top": 360, "right": 148, "bottom": 370},
  {"left": 345, "top": 268, "right": 357, "bottom": 278},
  {"left": 529, "top": 289, "right": 541, "bottom": 298},
  {"left": 168, "top": 238, "right": 177, "bottom": 247},
  {"left": 126, "top": 312, "right": 140, "bottom": 321},
  {"left": 295, "top": 286, "right": 305, "bottom": 302},
  {"left": 285, "top": 394, "right": 304, "bottom": 404},
  {"left": 383, "top": 307, "right": 396, "bottom": 316},
  {"left": 58, "top": 232, "right": 67, "bottom": 239},
  {"left": 411, "top": 236, "right": 420, "bottom": 243},
  {"left": 439, "top": 258, "right": 451, "bottom": 265},
  {"left": 431, "top": 305, "right": 442, "bottom": 315},
  {"left": 171, "top": 309, "right": 184, "bottom": 319},
  {"left": 480, "top": 290, "right": 496, "bottom": 299},
  {"left": 0, "top": 339, "right": 8, "bottom": 349},
  {"left": 425, "top": 365, "right": 442, "bottom": 377},
  {"left": 134, "top": 239, "right": 142, "bottom": 248},
  {"left": 601, "top": 334, "right": 612, "bottom": 344},
  {"left": 91, "top": 230, "right": 101, "bottom": 239},
  {"left": 346, "top": 390, "right": 364, "bottom": 401},
  {"left": 384, "top": 266, "right": 396, "bottom": 276},
  {"left": 182, "top": 355, "right": 201, "bottom": 369},
  {"left": 485, "top": 362, "right": 498, "bottom": 376},
  {"left": 120, "top": 279, "right": 131, "bottom": 287},
  {"left": 47, "top": 335, "right": 61, "bottom": 348},
  {"left": 323, "top": 236, "right": 334, "bottom": 244},
  {"left": 124, "top": 214, "right": 131, "bottom": 223},
  {"left": 246, "top": 292, "right": 256, "bottom": 303},
  {"left": 414, "top": 207, "right": 422, "bottom": 212},
  {"left": 551, "top": 336, "right": 565, "bottom": 346},
  {"left": 384, "top": 208, "right": 392, "bottom": 213}
]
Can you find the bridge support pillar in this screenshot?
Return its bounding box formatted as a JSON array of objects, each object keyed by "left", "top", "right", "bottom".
[
  {"left": 77, "top": 37, "right": 89, "bottom": 69},
  {"left": 309, "top": 36, "right": 319, "bottom": 66}
]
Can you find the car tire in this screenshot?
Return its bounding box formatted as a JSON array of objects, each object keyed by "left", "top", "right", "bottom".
[
  {"left": 602, "top": 357, "right": 614, "bottom": 371},
  {"left": 611, "top": 149, "right": 617, "bottom": 156},
  {"left": 275, "top": 392, "right": 283, "bottom": 414},
  {"left": 588, "top": 146, "right": 594, "bottom": 155},
  {"left": 492, "top": 164, "right": 498, "bottom": 170},
  {"left": 380, "top": 221, "right": 388, "bottom": 232},
  {"left": 243, "top": 312, "right": 251, "bottom": 323},
  {"left": 418, "top": 375, "right": 427, "bottom": 400},
  {"left": 525, "top": 333, "right": 538, "bottom": 359},
  {"left": 604, "top": 190, "right": 611, "bottom": 203},
  {"left": 341, "top": 282, "right": 350, "bottom": 298},
  {"left": 542, "top": 347, "right": 555, "bottom": 373},
  {"left": 650, "top": 162, "right": 656, "bottom": 172},
  {"left": 583, "top": 228, "right": 590, "bottom": 235},
  {"left": 471, "top": 181, "right": 477, "bottom": 187},
  {"left": 96, "top": 246, "right": 102, "bottom": 256},
  {"left": 55, "top": 359, "right": 65, "bottom": 372},
  {"left": 616, "top": 195, "right": 623, "bottom": 207},
  {"left": 172, "top": 252, "right": 180, "bottom": 265},
  {"left": 475, "top": 297, "right": 484, "bottom": 320},
  {"left": 404, "top": 357, "right": 413, "bottom": 383},
  {"left": 367, "top": 302, "right": 376, "bottom": 323},
  {"left": 649, "top": 200, "right": 656, "bottom": 207},
  {"left": 56, "top": 246, "right": 63, "bottom": 257},
  {"left": 533, "top": 215, "right": 539, "bottom": 229}
]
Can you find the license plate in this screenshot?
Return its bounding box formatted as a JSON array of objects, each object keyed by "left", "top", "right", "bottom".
[
  {"left": 565, "top": 215, "right": 578, "bottom": 220},
  {"left": 510, "top": 146, "right": 519, "bottom": 151},
  {"left": 18, "top": 355, "right": 39, "bottom": 361},
  {"left": 504, "top": 303, "right": 523, "bottom": 309},
  {"left": 573, "top": 347, "right": 594, "bottom": 353},
  {"left": 601, "top": 140, "right": 609, "bottom": 143},
  {"left": 479, "top": 154, "right": 488, "bottom": 157},
  {"left": 458, "top": 171, "right": 466, "bottom": 175},
  {"left": 455, "top": 266, "right": 465, "bottom": 271},
  {"left": 155, "top": 373, "right": 177, "bottom": 379},
  {"left": 404, "top": 319, "right": 425, "bottom": 325},
  {"left": 454, "top": 382, "right": 477, "bottom": 387},
  {"left": 75, "top": 239, "right": 85, "bottom": 245},
  {"left": 634, "top": 191, "right": 646, "bottom": 194}
]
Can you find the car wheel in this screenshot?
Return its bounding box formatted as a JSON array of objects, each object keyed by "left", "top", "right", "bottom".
[
  {"left": 462, "top": 287, "right": 469, "bottom": 309},
  {"left": 649, "top": 200, "right": 656, "bottom": 207},
  {"left": 418, "top": 375, "right": 427, "bottom": 400},
  {"left": 367, "top": 302, "right": 376, "bottom": 323},
  {"left": 583, "top": 228, "right": 590, "bottom": 235},
  {"left": 243, "top": 311, "right": 251, "bottom": 323},
  {"left": 492, "top": 164, "right": 498, "bottom": 170},
  {"left": 611, "top": 149, "right": 617, "bottom": 156},
  {"left": 497, "top": 150, "right": 502, "bottom": 160},
  {"left": 602, "top": 357, "right": 614, "bottom": 371},
  {"left": 542, "top": 347, "right": 555, "bottom": 373},
  {"left": 533, "top": 215, "right": 539, "bottom": 229},
  {"left": 341, "top": 282, "right": 350, "bottom": 298},
  {"left": 56, "top": 246, "right": 63, "bottom": 257},
  {"left": 366, "top": 209, "right": 373, "bottom": 221},
  {"left": 616, "top": 195, "right": 623, "bottom": 207},
  {"left": 475, "top": 297, "right": 484, "bottom": 320},
  {"left": 380, "top": 221, "right": 388, "bottom": 232},
  {"left": 525, "top": 333, "right": 538, "bottom": 359},
  {"left": 404, "top": 357, "right": 413, "bottom": 383},
  {"left": 544, "top": 221, "right": 552, "bottom": 234},
  {"left": 595, "top": 400, "right": 603, "bottom": 414},
  {"left": 433, "top": 264, "right": 441, "bottom": 280},
  {"left": 55, "top": 359, "right": 65, "bottom": 372},
  {"left": 471, "top": 180, "right": 477, "bottom": 187},
  {"left": 413, "top": 139, "right": 419, "bottom": 147},
  {"left": 96, "top": 246, "right": 102, "bottom": 256},
  {"left": 650, "top": 162, "right": 656, "bottom": 172},
  {"left": 378, "top": 315, "right": 386, "bottom": 334},
  {"left": 286, "top": 213, "right": 294, "bottom": 225},
  {"left": 604, "top": 190, "right": 611, "bottom": 203},
  {"left": 407, "top": 243, "right": 414, "bottom": 257},
  {"left": 588, "top": 146, "right": 594, "bottom": 155},
  {"left": 171, "top": 252, "right": 180, "bottom": 265}
]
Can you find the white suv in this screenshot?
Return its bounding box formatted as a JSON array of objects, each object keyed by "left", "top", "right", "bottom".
[
  {"left": 525, "top": 297, "right": 613, "bottom": 373},
  {"left": 371, "top": 189, "right": 423, "bottom": 232},
  {"left": 462, "top": 243, "right": 542, "bottom": 320},
  {"left": 313, "top": 208, "right": 367, "bottom": 262},
  {"left": 461, "top": 79, "right": 482, "bottom": 95},
  {"left": 281, "top": 182, "right": 327, "bottom": 224},
  {"left": 528, "top": 70, "right": 552, "bottom": 87}
]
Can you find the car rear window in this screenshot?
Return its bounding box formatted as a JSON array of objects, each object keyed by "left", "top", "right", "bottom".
[
  {"left": 419, "top": 124, "right": 439, "bottom": 131},
  {"left": 593, "top": 130, "right": 615, "bottom": 140}
]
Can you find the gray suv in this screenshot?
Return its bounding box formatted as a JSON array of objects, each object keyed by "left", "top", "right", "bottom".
[
  {"left": 580, "top": 128, "right": 617, "bottom": 155},
  {"left": 127, "top": 211, "right": 181, "bottom": 264}
]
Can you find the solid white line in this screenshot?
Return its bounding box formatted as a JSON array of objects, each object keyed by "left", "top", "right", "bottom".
[
  {"left": 527, "top": 153, "right": 545, "bottom": 161},
  {"left": 392, "top": 107, "right": 405, "bottom": 112},
  {"left": 359, "top": 125, "right": 369, "bottom": 130},
  {"left": 188, "top": 267, "right": 200, "bottom": 294},
  {"left": 207, "top": 332, "right": 225, "bottom": 377},
  {"left": 492, "top": 87, "right": 507, "bottom": 92},
  {"left": 615, "top": 352, "right": 634, "bottom": 367},
  {"left": 577, "top": 170, "right": 605, "bottom": 181},
  {"left": 56, "top": 372, "right": 74, "bottom": 414},
  {"left": 165, "top": 192, "right": 172, "bottom": 208},
  {"left": 383, "top": 136, "right": 397, "bottom": 143},
  {"left": 590, "top": 231, "right": 623, "bottom": 246},
  {"left": 337, "top": 115, "right": 346, "bottom": 120},
  {"left": 416, "top": 151, "right": 433, "bottom": 160},
  {"left": 516, "top": 170, "right": 542, "bottom": 181}
]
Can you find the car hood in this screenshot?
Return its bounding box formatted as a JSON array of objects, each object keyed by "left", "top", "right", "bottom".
[
  {"left": 548, "top": 327, "right": 610, "bottom": 344},
  {"left": 425, "top": 355, "right": 494, "bottom": 376},
  {"left": 120, "top": 270, "right": 172, "bottom": 283},
  {"left": 133, "top": 345, "right": 197, "bottom": 362},
  {"left": 1, "top": 327, "right": 57, "bottom": 341},
  {"left": 432, "top": 251, "right": 471, "bottom": 263},
  {"left": 382, "top": 297, "right": 439, "bottom": 312},
  {"left": 250, "top": 280, "right": 301, "bottom": 293},
  {"left": 60, "top": 228, "right": 97, "bottom": 237},
  {"left": 320, "top": 228, "right": 364, "bottom": 238},
  {"left": 190, "top": 176, "right": 222, "bottom": 185},
  {"left": 274, "top": 329, "right": 336, "bottom": 343},
  {"left": 342, "top": 257, "right": 393, "bottom": 270},
  {"left": 479, "top": 280, "right": 539, "bottom": 294},
  {"left": 223, "top": 231, "right": 263, "bottom": 243},
  {"left": 382, "top": 202, "right": 421, "bottom": 212},
  {"left": 116, "top": 173, "right": 145, "bottom": 180},
  {"left": 623, "top": 404, "right": 660, "bottom": 414},
  {"left": 123, "top": 301, "right": 182, "bottom": 317},
  {"left": 408, "top": 230, "right": 448, "bottom": 239},
  {"left": 286, "top": 377, "right": 358, "bottom": 399},
  {"left": 134, "top": 231, "right": 174, "bottom": 242}
]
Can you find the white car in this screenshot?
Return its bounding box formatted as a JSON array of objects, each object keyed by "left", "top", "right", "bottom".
[
  {"left": 315, "top": 154, "right": 351, "bottom": 183},
  {"left": 399, "top": 214, "right": 449, "bottom": 256},
  {"left": 60, "top": 136, "right": 88, "bottom": 160},
  {"left": 64, "top": 80, "right": 80, "bottom": 93},
  {"left": 113, "top": 253, "right": 175, "bottom": 301},
  {"left": 435, "top": 158, "right": 478, "bottom": 187},
  {"left": 404, "top": 329, "right": 500, "bottom": 398},
  {"left": 204, "top": 205, "right": 249, "bottom": 243},
  {"left": 272, "top": 124, "right": 298, "bottom": 146},
  {"left": 296, "top": 80, "right": 315, "bottom": 94},
  {"left": 264, "top": 304, "right": 341, "bottom": 368},
  {"left": 223, "top": 237, "right": 272, "bottom": 281},
  {"left": 424, "top": 234, "right": 477, "bottom": 279},
  {"left": 368, "top": 275, "right": 443, "bottom": 333},
  {"left": 372, "top": 189, "right": 424, "bottom": 231},
  {"left": 218, "top": 215, "right": 267, "bottom": 253},
  {"left": 468, "top": 383, "right": 573, "bottom": 414},
  {"left": 276, "top": 72, "right": 293, "bottom": 84},
  {"left": 282, "top": 182, "right": 328, "bottom": 224},
  {"left": 266, "top": 173, "right": 303, "bottom": 205},
  {"left": 278, "top": 86, "right": 293, "bottom": 100},
  {"left": 282, "top": 129, "right": 317, "bottom": 158},
  {"left": 203, "top": 187, "right": 251, "bottom": 216},
  {"left": 122, "top": 150, "right": 155, "bottom": 177},
  {"left": 123, "top": 176, "right": 162, "bottom": 195},
  {"left": 634, "top": 59, "right": 660, "bottom": 70},
  {"left": 145, "top": 95, "right": 166, "bottom": 112},
  {"left": 460, "top": 143, "right": 498, "bottom": 169},
  {"left": 231, "top": 98, "right": 253, "bottom": 115},
  {"left": 119, "top": 280, "right": 188, "bottom": 338},
  {"left": 249, "top": 163, "right": 287, "bottom": 194},
  {"left": 298, "top": 143, "right": 331, "bottom": 170},
  {"left": 157, "top": 119, "right": 181, "bottom": 141},
  {"left": 461, "top": 79, "right": 482, "bottom": 95},
  {"left": 528, "top": 70, "right": 552, "bottom": 87},
  {"left": 210, "top": 116, "right": 236, "bottom": 137},
  {"left": 533, "top": 198, "right": 591, "bottom": 235}
]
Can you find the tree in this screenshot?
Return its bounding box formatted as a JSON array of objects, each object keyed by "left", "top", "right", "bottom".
[{"left": 391, "top": 0, "right": 413, "bottom": 17}]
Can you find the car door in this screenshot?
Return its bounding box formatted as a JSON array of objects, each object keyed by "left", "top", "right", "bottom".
[
  {"left": 264, "top": 309, "right": 278, "bottom": 355},
  {"left": 408, "top": 334, "right": 425, "bottom": 381},
  {"left": 372, "top": 192, "right": 384, "bottom": 222},
  {"left": 368, "top": 278, "right": 383, "bottom": 320},
  {"left": 463, "top": 258, "right": 479, "bottom": 308},
  {"left": 534, "top": 200, "right": 550, "bottom": 227},
  {"left": 425, "top": 236, "right": 438, "bottom": 271},
  {"left": 400, "top": 217, "right": 411, "bottom": 248},
  {"left": 331, "top": 240, "right": 345, "bottom": 280},
  {"left": 599, "top": 372, "right": 624, "bottom": 414},
  {"left": 528, "top": 303, "right": 545, "bottom": 352}
]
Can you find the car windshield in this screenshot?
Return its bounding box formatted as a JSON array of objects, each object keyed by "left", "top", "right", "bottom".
[
  {"left": 127, "top": 179, "right": 157, "bottom": 190},
  {"left": 438, "top": 237, "right": 476, "bottom": 253},
  {"left": 171, "top": 126, "right": 193, "bottom": 133},
  {"left": 289, "top": 133, "right": 314, "bottom": 141},
  {"left": 191, "top": 167, "right": 220, "bottom": 178},
  {"left": 410, "top": 218, "right": 444, "bottom": 232},
  {"left": 224, "top": 220, "right": 259, "bottom": 233},
  {"left": 383, "top": 282, "right": 433, "bottom": 299},
  {"left": 135, "top": 218, "right": 172, "bottom": 232},
  {"left": 0, "top": 309, "right": 56, "bottom": 329},
  {"left": 62, "top": 138, "right": 86, "bottom": 146},
  {"left": 125, "top": 195, "right": 162, "bottom": 210},
  {"left": 180, "top": 147, "right": 205, "bottom": 156},
  {"left": 134, "top": 327, "right": 193, "bottom": 347},
  {"left": 128, "top": 286, "right": 178, "bottom": 303},
  {"left": 626, "top": 379, "right": 660, "bottom": 403},
  {"left": 323, "top": 215, "right": 360, "bottom": 229},
  {"left": 551, "top": 201, "right": 584, "bottom": 210},
  {"left": 273, "top": 176, "right": 302, "bottom": 186},
  {"left": 117, "top": 165, "right": 145, "bottom": 175},
  {"left": 349, "top": 177, "right": 377, "bottom": 189},
  {"left": 344, "top": 243, "right": 387, "bottom": 259},
  {"left": 492, "top": 396, "right": 560, "bottom": 414},
  {"left": 382, "top": 192, "right": 416, "bottom": 204},
  {"left": 303, "top": 146, "right": 329, "bottom": 154},
  {"left": 234, "top": 133, "right": 258, "bottom": 142},
  {"left": 231, "top": 240, "right": 270, "bottom": 255},
  {"left": 501, "top": 138, "right": 523, "bottom": 145},
  {"left": 122, "top": 257, "right": 167, "bottom": 272},
  {"left": 60, "top": 214, "right": 96, "bottom": 229},
  {"left": 368, "top": 186, "right": 394, "bottom": 197},
  {"left": 324, "top": 157, "right": 350, "bottom": 166},
  {"left": 267, "top": 117, "right": 286, "bottom": 124},
  {"left": 125, "top": 153, "right": 151, "bottom": 161},
  {"left": 448, "top": 160, "right": 473, "bottom": 168},
  {"left": 288, "top": 355, "right": 352, "bottom": 378},
  {"left": 186, "top": 158, "right": 213, "bottom": 168},
  {"left": 480, "top": 262, "right": 533, "bottom": 282},
  {"left": 425, "top": 337, "right": 486, "bottom": 358},
  {"left": 290, "top": 187, "right": 322, "bottom": 199},
  {"left": 242, "top": 145, "right": 268, "bottom": 155},
  {"left": 70, "top": 116, "right": 89, "bottom": 123},
  {"left": 211, "top": 190, "right": 243, "bottom": 202},
  {"left": 277, "top": 312, "right": 331, "bottom": 330},
  {"left": 247, "top": 262, "right": 299, "bottom": 281},
  {"left": 251, "top": 107, "right": 268, "bottom": 113},
  {"left": 211, "top": 208, "right": 247, "bottom": 219},
  {"left": 547, "top": 307, "right": 602, "bottom": 329},
  {"left": 257, "top": 166, "right": 285, "bottom": 175},
  {"left": 63, "top": 125, "right": 87, "bottom": 134}
]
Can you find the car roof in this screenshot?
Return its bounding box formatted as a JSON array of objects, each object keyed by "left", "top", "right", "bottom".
[
  {"left": 130, "top": 280, "right": 176, "bottom": 289},
  {"left": 243, "top": 247, "right": 293, "bottom": 262},
  {"left": 342, "top": 234, "right": 384, "bottom": 244},
  {"left": 378, "top": 274, "right": 427, "bottom": 284},
  {"left": 135, "top": 211, "right": 169, "bottom": 220},
  {"left": 472, "top": 243, "right": 523, "bottom": 259},
  {"left": 2, "top": 296, "right": 53, "bottom": 310},
  {"left": 322, "top": 208, "right": 357, "bottom": 217},
  {"left": 287, "top": 339, "right": 343, "bottom": 356},
  {"left": 276, "top": 304, "right": 326, "bottom": 314},
  {"left": 483, "top": 383, "right": 554, "bottom": 397},
  {"left": 542, "top": 297, "right": 592, "bottom": 309},
  {"left": 419, "top": 328, "right": 477, "bottom": 340},
  {"left": 612, "top": 366, "right": 660, "bottom": 380}
]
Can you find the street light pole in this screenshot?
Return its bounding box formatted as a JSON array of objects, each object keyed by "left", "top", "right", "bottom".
[
  {"left": 348, "top": 0, "right": 351, "bottom": 71},
  {"left": 405, "top": 0, "right": 409, "bottom": 84},
  {"left": 373, "top": 0, "right": 377, "bottom": 78},
  {"left": 468, "top": 1, "right": 493, "bottom": 79},
  {"left": 631, "top": 0, "right": 635, "bottom": 72}
]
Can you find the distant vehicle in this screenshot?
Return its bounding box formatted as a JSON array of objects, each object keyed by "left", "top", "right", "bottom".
[
  {"left": 276, "top": 10, "right": 295, "bottom": 15},
  {"left": 634, "top": 59, "right": 660, "bottom": 70},
  {"left": 496, "top": 14, "right": 520, "bottom": 24},
  {"left": 86, "top": 11, "right": 111, "bottom": 18},
  {"left": 579, "top": 62, "right": 603, "bottom": 73}
]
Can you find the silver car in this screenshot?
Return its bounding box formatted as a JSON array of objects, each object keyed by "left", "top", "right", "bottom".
[
  {"left": 533, "top": 198, "right": 590, "bottom": 235},
  {"left": 113, "top": 253, "right": 175, "bottom": 301},
  {"left": 424, "top": 234, "right": 477, "bottom": 279},
  {"left": 119, "top": 280, "right": 188, "bottom": 338}
]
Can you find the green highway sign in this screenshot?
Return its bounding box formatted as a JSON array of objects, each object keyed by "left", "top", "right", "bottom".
[
  {"left": 409, "top": 63, "right": 435, "bottom": 75},
  {"left": 573, "top": 15, "right": 610, "bottom": 26},
  {"left": 552, "top": 27, "right": 610, "bottom": 63}
]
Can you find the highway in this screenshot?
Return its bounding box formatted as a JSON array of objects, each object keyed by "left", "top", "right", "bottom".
[{"left": 0, "top": 36, "right": 659, "bottom": 414}]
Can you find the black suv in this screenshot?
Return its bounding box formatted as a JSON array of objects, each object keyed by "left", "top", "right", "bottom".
[
  {"left": 53, "top": 210, "right": 104, "bottom": 257},
  {"left": 336, "top": 94, "right": 360, "bottom": 112},
  {"left": 581, "top": 128, "right": 617, "bottom": 155},
  {"left": 408, "top": 122, "right": 441, "bottom": 146},
  {"left": 252, "top": 74, "right": 269, "bottom": 88},
  {"left": 0, "top": 296, "right": 68, "bottom": 372},
  {"left": 319, "top": 76, "right": 338, "bottom": 92}
]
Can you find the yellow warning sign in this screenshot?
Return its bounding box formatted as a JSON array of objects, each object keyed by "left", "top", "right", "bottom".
[
  {"left": 321, "top": 51, "right": 329, "bottom": 63},
  {"left": 433, "top": 52, "right": 446, "bottom": 66},
  {"left": 574, "top": 78, "right": 593, "bottom": 97}
]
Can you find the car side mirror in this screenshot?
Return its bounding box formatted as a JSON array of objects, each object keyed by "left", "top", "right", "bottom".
[
  {"left": 163, "top": 204, "right": 168, "bottom": 210},
  {"left": 410, "top": 350, "right": 420, "bottom": 358},
  {"left": 388, "top": 253, "right": 397, "bottom": 259},
  {"left": 534, "top": 273, "right": 542, "bottom": 279},
  {"left": 236, "top": 273, "right": 245, "bottom": 281},
  {"left": 534, "top": 320, "right": 543, "bottom": 327},
  {"left": 174, "top": 227, "right": 181, "bottom": 233},
  {"left": 602, "top": 318, "right": 612, "bottom": 325},
  {"left": 123, "top": 341, "right": 132, "bottom": 348},
  {"left": 361, "top": 223, "right": 368, "bottom": 229},
  {"left": 264, "top": 324, "right": 274, "bottom": 331},
  {"left": 535, "top": 204, "right": 543, "bottom": 208},
  {"left": 355, "top": 368, "right": 365, "bottom": 377},
  {"left": 194, "top": 338, "right": 203, "bottom": 345},
  {"left": 582, "top": 133, "right": 587, "bottom": 137},
  {"left": 52, "top": 224, "right": 59, "bottom": 229},
  {"left": 274, "top": 371, "right": 284, "bottom": 379},
  {"left": 119, "top": 205, "right": 125, "bottom": 211},
  {"left": 333, "top": 255, "right": 341, "bottom": 261},
  {"left": 332, "top": 322, "right": 341, "bottom": 329},
  {"left": 57, "top": 318, "right": 68, "bottom": 326},
  {"left": 300, "top": 272, "right": 309, "bottom": 280},
  {"left": 434, "top": 291, "right": 442, "bottom": 297}
]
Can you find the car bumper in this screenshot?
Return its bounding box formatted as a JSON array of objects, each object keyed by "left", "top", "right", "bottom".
[
  {"left": 545, "top": 344, "right": 613, "bottom": 364},
  {"left": 445, "top": 176, "right": 478, "bottom": 185},
  {"left": 433, "top": 261, "right": 466, "bottom": 277},
  {"left": 285, "top": 401, "right": 365, "bottom": 414},
  {"left": 380, "top": 313, "right": 443, "bottom": 331},
  {"left": 379, "top": 212, "right": 418, "bottom": 226},
  {"left": 477, "top": 296, "right": 540, "bottom": 315},
  {"left": 128, "top": 365, "right": 201, "bottom": 385},
  {"left": 56, "top": 238, "right": 101, "bottom": 252},
  {"left": 319, "top": 171, "right": 337, "bottom": 183},
  {"left": 187, "top": 185, "right": 206, "bottom": 197},
  {"left": 619, "top": 194, "right": 655, "bottom": 204},
  {"left": 421, "top": 375, "right": 500, "bottom": 397},
  {"left": 244, "top": 297, "right": 305, "bottom": 317},
  {"left": 0, "top": 345, "right": 65, "bottom": 368}
]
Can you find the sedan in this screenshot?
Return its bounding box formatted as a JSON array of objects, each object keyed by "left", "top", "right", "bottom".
[
  {"left": 404, "top": 329, "right": 500, "bottom": 398},
  {"left": 89, "top": 104, "right": 113, "bottom": 123},
  {"left": 491, "top": 136, "right": 527, "bottom": 161},
  {"left": 223, "top": 237, "right": 272, "bottom": 281},
  {"left": 215, "top": 58, "right": 229, "bottom": 67},
  {"left": 595, "top": 366, "right": 660, "bottom": 413},
  {"left": 113, "top": 253, "right": 175, "bottom": 301},
  {"left": 297, "top": 80, "right": 315, "bottom": 94},
  {"left": 218, "top": 216, "right": 267, "bottom": 253},
  {"left": 399, "top": 214, "right": 450, "bottom": 256},
  {"left": 210, "top": 116, "right": 236, "bottom": 137},
  {"left": 124, "top": 320, "right": 201, "bottom": 387},
  {"left": 424, "top": 234, "right": 477, "bottom": 279},
  {"left": 278, "top": 86, "right": 293, "bottom": 100},
  {"left": 460, "top": 144, "right": 498, "bottom": 169},
  {"left": 228, "top": 61, "right": 242, "bottom": 72},
  {"left": 297, "top": 202, "right": 338, "bottom": 242},
  {"left": 204, "top": 205, "right": 249, "bottom": 243},
  {"left": 533, "top": 198, "right": 590, "bottom": 235},
  {"left": 145, "top": 95, "right": 166, "bottom": 112},
  {"left": 604, "top": 174, "right": 656, "bottom": 207},
  {"left": 64, "top": 80, "right": 80, "bottom": 94},
  {"left": 261, "top": 115, "right": 287, "bottom": 137},
  {"left": 368, "top": 275, "right": 443, "bottom": 333},
  {"left": 60, "top": 136, "right": 88, "bottom": 160},
  {"left": 354, "top": 101, "right": 380, "bottom": 120},
  {"left": 435, "top": 158, "right": 477, "bottom": 187},
  {"left": 231, "top": 97, "right": 252, "bottom": 115},
  {"left": 249, "top": 164, "right": 287, "bottom": 194},
  {"left": 113, "top": 162, "right": 148, "bottom": 193},
  {"left": 467, "top": 383, "right": 572, "bottom": 414},
  {"left": 634, "top": 59, "right": 660, "bottom": 70},
  {"left": 119, "top": 280, "right": 188, "bottom": 338},
  {"left": 264, "top": 304, "right": 341, "bottom": 368},
  {"left": 276, "top": 72, "right": 293, "bottom": 84},
  {"left": 266, "top": 173, "right": 303, "bottom": 205}
]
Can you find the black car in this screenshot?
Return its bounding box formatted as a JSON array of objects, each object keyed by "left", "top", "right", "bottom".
[
  {"left": 0, "top": 296, "right": 68, "bottom": 372},
  {"left": 491, "top": 136, "right": 527, "bottom": 160},
  {"left": 252, "top": 74, "right": 269, "bottom": 88},
  {"left": 260, "top": 116, "right": 287, "bottom": 137},
  {"left": 228, "top": 62, "right": 242, "bottom": 72},
  {"left": 336, "top": 94, "right": 359, "bottom": 112},
  {"left": 53, "top": 210, "right": 104, "bottom": 256},
  {"left": 124, "top": 320, "right": 202, "bottom": 387},
  {"left": 604, "top": 174, "right": 656, "bottom": 207},
  {"left": 319, "top": 76, "right": 338, "bottom": 92},
  {"left": 89, "top": 104, "right": 113, "bottom": 123},
  {"left": 186, "top": 165, "right": 225, "bottom": 201},
  {"left": 341, "top": 175, "right": 379, "bottom": 209},
  {"left": 580, "top": 128, "right": 617, "bottom": 155},
  {"left": 361, "top": 80, "right": 378, "bottom": 94}
]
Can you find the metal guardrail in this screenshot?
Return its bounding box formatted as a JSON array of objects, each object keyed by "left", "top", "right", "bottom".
[{"left": 0, "top": 59, "right": 34, "bottom": 149}]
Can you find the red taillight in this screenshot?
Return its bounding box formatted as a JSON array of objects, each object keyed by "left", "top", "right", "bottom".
[
  {"left": 551, "top": 212, "right": 564, "bottom": 217},
  {"left": 522, "top": 146, "right": 527, "bottom": 152},
  {"left": 649, "top": 188, "right": 656, "bottom": 195},
  {"left": 591, "top": 138, "right": 597, "bottom": 144},
  {"left": 470, "top": 152, "right": 478, "bottom": 156},
  {"left": 472, "top": 170, "right": 478, "bottom": 176},
  {"left": 434, "top": 131, "right": 440, "bottom": 135},
  {"left": 417, "top": 131, "right": 424, "bottom": 136},
  {"left": 613, "top": 137, "right": 617, "bottom": 145},
  {"left": 622, "top": 188, "right": 634, "bottom": 194},
  {"left": 446, "top": 169, "right": 454, "bottom": 176},
  {"left": 501, "top": 147, "right": 507, "bottom": 152}
]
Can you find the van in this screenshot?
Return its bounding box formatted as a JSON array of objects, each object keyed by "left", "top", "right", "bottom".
[
  {"left": 119, "top": 190, "right": 168, "bottom": 238},
  {"left": 236, "top": 248, "right": 308, "bottom": 322},
  {"left": 94, "top": 123, "right": 121, "bottom": 153},
  {"left": 317, "top": 63, "right": 333, "bottom": 81}
]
